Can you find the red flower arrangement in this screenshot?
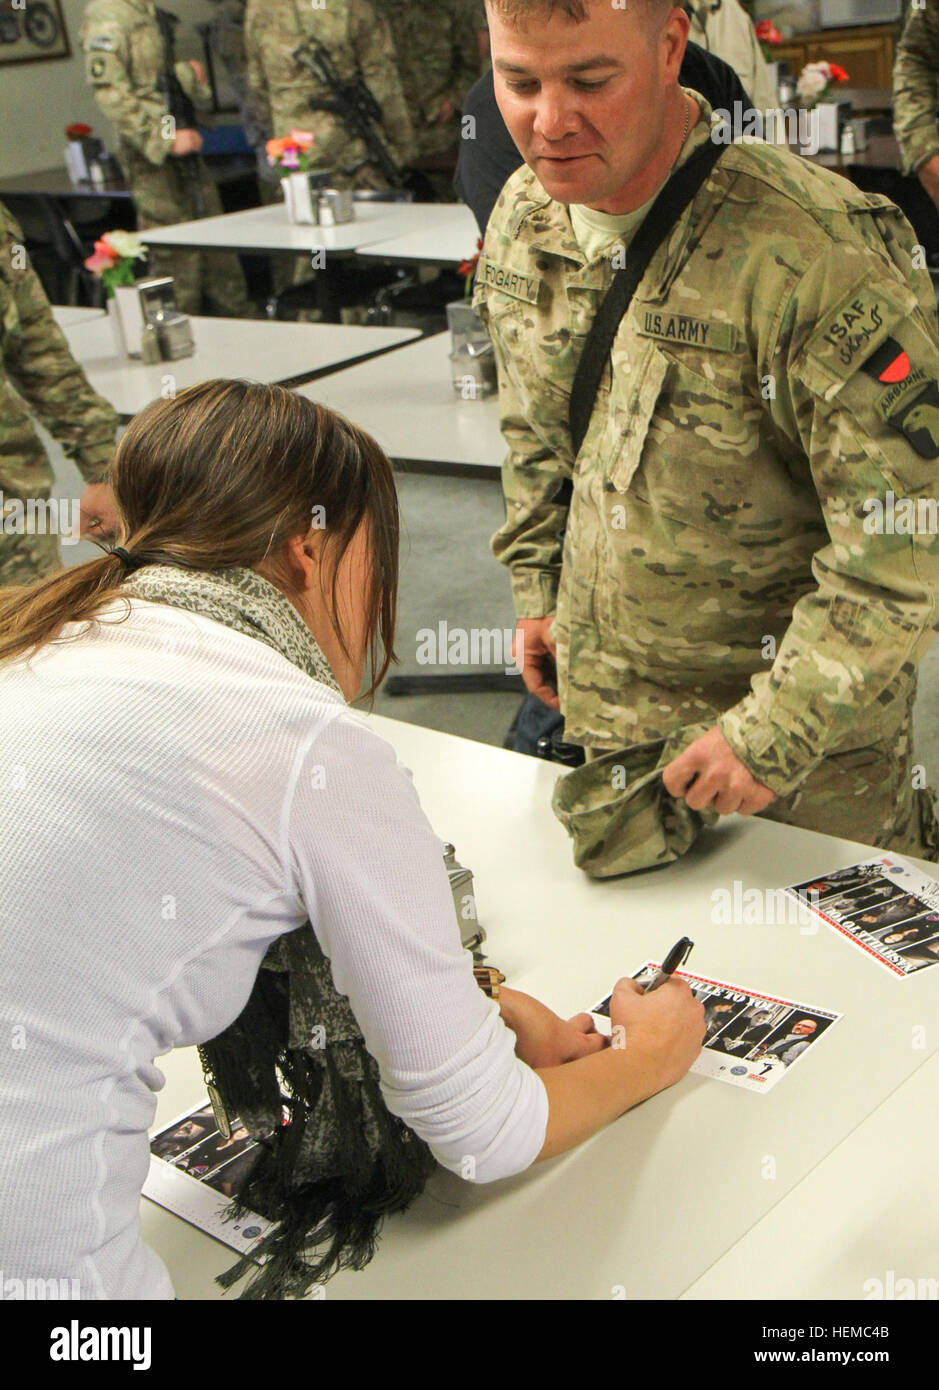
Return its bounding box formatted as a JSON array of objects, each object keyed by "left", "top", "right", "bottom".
[{"left": 458, "top": 238, "right": 484, "bottom": 298}]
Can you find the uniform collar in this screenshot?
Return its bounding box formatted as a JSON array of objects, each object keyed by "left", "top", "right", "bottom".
[{"left": 506, "top": 90, "right": 720, "bottom": 286}]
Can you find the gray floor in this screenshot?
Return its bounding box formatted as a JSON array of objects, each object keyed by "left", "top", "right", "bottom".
[{"left": 49, "top": 424, "right": 939, "bottom": 781}]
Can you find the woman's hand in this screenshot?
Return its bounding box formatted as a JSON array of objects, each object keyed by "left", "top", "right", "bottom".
[{"left": 499, "top": 986, "right": 608, "bottom": 1069}]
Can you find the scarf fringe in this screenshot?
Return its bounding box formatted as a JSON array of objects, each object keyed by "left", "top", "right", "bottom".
[{"left": 202, "top": 946, "right": 435, "bottom": 1300}]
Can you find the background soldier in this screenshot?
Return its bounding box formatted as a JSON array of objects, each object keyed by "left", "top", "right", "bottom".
[
  {"left": 207, "top": 0, "right": 276, "bottom": 200},
  {"left": 472, "top": 0, "right": 492, "bottom": 63},
  {"left": 244, "top": 0, "right": 414, "bottom": 192},
  {"left": 384, "top": 0, "right": 485, "bottom": 173},
  {"left": 475, "top": 0, "right": 939, "bottom": 860},
  {"left": 894, "top": 0, "right": 939, "bottom": 215},
  {"left": 81, "top": 0, "right": 253, "bottom": 317},
  {"left": 683, "top": 0, "right": 775, "bottom": 112},
  {"left": 0, "top": 202, "right": 119, "bottom": 587}
]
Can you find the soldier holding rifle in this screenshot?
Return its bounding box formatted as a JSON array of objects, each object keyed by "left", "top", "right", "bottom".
[{"left": 82, "top": 0, "right": 252, "bottom": 316}]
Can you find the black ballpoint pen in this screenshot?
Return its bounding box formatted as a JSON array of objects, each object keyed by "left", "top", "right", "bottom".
[{"left": 642, "top": 936, "right": 695, "bottom": 993}]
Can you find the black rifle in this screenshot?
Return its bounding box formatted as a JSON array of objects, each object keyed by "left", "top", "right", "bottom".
[
  {"left": 291, "top": 39, "right": 406, "bottom": 191},
  {"left": 155, "top": 7, "right": 206, "bottom": 219}
]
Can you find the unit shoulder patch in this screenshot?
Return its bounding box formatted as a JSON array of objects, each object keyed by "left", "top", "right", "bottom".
[{"left": 862, "top": 337, "right": 939, "bottom": 459}]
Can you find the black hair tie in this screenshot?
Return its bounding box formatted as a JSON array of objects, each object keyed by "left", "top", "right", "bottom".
[{"left": 111, "top": 546, "right": 146, "bottom": 574}]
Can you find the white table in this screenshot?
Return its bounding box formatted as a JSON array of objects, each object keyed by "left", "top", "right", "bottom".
[
  {"left": 52, "top": 305, "right": 105, "bottom": 327},
  {"left": 355, "top": 206, "right": 480, "bottom": 267},
  {"left": 60, "top": 314, "right": 419, "bottom": 419},
  {"left": 297, "top": 333, "right": 503, "bottom": 476},
  {"left": 140, "top": 716, "right": 939, "bottom": 1300},
  {"left": 683, "top": 1049, "right": 939, "bottom": 1300},
  {"left": 139, "top": 201, "right": 473, "bottom": 259}
]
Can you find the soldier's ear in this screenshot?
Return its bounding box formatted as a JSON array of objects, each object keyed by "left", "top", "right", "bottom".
[{"left": 656, "top": 4, "right": 689, "bottom": 78}]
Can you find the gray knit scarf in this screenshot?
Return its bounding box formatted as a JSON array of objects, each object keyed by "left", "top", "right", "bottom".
[{"left": 123, "top": 565, "right": 436, "bottom": 1299}]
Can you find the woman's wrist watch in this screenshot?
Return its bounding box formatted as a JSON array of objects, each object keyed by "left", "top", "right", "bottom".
[{"left": 473, "top": 966, "right": 506, "bottom": 1000}]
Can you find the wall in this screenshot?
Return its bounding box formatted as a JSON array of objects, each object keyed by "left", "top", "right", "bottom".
[
  {"left": 0, "top": 0, "right": 219, "bottom": 179},
  {"left": 753, "top": 0, "right": 822, "bottom": 35}
]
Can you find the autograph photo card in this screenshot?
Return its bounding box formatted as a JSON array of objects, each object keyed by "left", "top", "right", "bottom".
[
  {"left": 788, "top": 857, "right": 939, "bottom": 979},
  {"left": 144, "top": 1102, "right": 274, "bottom": 1253},
  {"left": 590, "top": 964, "right": 842, "bottom": 1094}
]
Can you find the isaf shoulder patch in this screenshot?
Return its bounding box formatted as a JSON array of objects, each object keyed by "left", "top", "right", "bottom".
[
  {"left": 811, "top": 284, "right": 890, "bottom": 376},
  {"left": 862, "top": 337, "right": 939, "bottom": 459}
]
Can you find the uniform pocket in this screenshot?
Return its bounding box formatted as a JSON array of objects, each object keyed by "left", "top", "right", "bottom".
[
  {"left": 606, "top": 346, "right": 787, "bottom": 544},
  {"left": 604, "top": 341, "right": 670, "bottom": 494}
]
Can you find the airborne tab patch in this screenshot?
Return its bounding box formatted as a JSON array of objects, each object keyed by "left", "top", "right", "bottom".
[
  {"left": 636, "top": 310, "right": 735, "bottom": 353},
  {"left": 477, "top": 257, "right": 542, "bottom": 306}
]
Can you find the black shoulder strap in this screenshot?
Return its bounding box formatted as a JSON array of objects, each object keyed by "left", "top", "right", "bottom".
[{"left": 569, "top": 139, "right": 727, "bottom": 458}]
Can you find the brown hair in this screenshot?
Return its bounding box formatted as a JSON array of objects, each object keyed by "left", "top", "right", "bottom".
[
  {"left": 487, "top": 0, "right": 590, "bottom": 19},
  {"left": 486, "top": 0, "right": 670, "bottom": 24},
  {"left": 0, "top": 380, "right": 399, "bottom": 700}
]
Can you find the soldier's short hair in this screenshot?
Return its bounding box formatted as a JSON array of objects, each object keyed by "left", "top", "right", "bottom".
[{"left": 487, "top": 0, "right": 671, "bottom": 23}]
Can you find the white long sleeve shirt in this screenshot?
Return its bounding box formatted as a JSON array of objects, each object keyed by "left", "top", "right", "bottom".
[{"left": 0, "top": 600, "right": 548, "bottom": 1299}]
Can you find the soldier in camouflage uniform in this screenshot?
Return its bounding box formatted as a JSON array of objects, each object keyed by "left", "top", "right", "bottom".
[
  {"left": 0, "top": 202, "right": 120, "bottom": 587},
  {"left": 684, "top": 0, "right": 775, "bottom": 113},
  {"left": 472, "top": 0, "right": 491, "bottom": 63},
  {"left": 894, "top": 0, "right": 939, "bottom": 212},
  {"left": 244, "top": 0, "right": 414, "bottom": 191},
  {"left": 207, "top": 1, "right": 304, "bottom": 301},
  {"left": 383, "top": 1, "right": 484, "bottom": 163},
  {"left": 81, "top": 0, "right": 253, "bottom": 317},
  {"left": 476, "top": 0, "right": 939, "bottom": 860},
  {"left": 208, "top": 0, "right": 275, "bottom": 194}
]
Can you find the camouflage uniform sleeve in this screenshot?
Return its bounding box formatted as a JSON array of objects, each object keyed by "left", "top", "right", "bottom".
[
  {"left": 351, "top": 0, "right": 415, "bottom": 164},
  {"left": 893, "top": 0, "right": 939, "bottom": 176},
  {"left": 474, "top": 258, "right": 572, "bottom": 620},
  {"left": 175, "top": 60, "right": 213, "bottom": 112},
  {"left": 718, "top": 236, "right": 939, "bottom": 796},
  {"left": 81, "top": 13, "right": 172, "bottom": 166},
  {"left": 0, "top": 209, "right": 119, "bottom": 483}
]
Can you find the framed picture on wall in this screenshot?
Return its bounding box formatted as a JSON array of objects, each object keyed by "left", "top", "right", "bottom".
[{"left": 0, "top": 0, "right": 71, "bottom": 66}]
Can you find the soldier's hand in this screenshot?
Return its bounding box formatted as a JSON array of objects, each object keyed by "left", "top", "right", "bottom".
[
  {"left": 438, "top": 99, "right": 457, "bottom": 125},
  {"left": 662, "top": 726, "right": 777, "bottom": 816},
  {"left": 80, "top": 482, "right": 120, "bottom": 544},
  {"left": 172, "top": 129, "right": 203, "bottom": 156},
  {"left": 514, "top": 617, "right": 560, "bottom": 711},
  {"left": 189, "top": 60, "right": 207, "bottom": 86},
  {"left": 918, "top": 154, "right": 939, "bottom": 212}
]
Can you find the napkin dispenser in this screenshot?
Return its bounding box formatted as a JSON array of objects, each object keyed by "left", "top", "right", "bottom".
[{"left": 444, "top": 843, "right": 484, "bottom": 954}]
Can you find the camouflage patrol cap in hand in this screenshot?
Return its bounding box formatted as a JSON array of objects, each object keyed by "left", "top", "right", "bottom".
[{"left": 551, "top": 724, "right": 718, "bottom": 878}]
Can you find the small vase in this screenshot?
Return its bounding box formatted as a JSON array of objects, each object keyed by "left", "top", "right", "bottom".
[
  {"left": 114, "top": 283, "right": 144, "bottom": 356},
  {"left": 107, "top": 295, "right": 127, "bottom": 357},
  {"left": 809, "top": 100, "right": 846, "bottom": 152},
  {"left": 282, "top": 172, "right": 319, "bottom": 225}
]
